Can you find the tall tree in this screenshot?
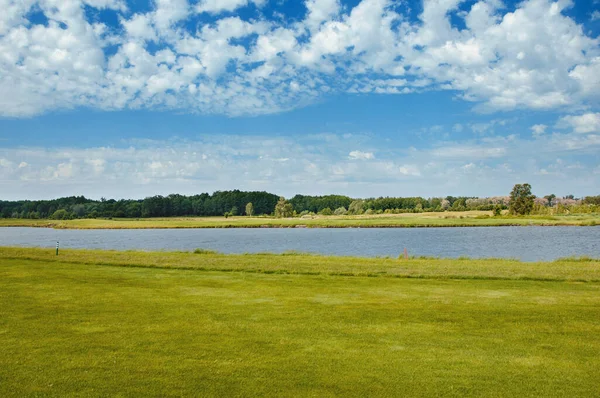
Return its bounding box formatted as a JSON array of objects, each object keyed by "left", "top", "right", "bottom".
[
  {"left": 509, "top": 183, "right": 535, "bottom": 215},
  {"left": 274, "top": 197, "right": 293, "bottom": 218},
  {"left": 245, "top": 202, "right": 254, "bottom": 217}
]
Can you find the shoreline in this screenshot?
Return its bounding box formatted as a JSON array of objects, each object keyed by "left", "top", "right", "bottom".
[
  {"left": 1, "top": 246, "right": 599, "bottom": 282},
  {"left": 0, "top": 223, "right": 597, "bottom": 229},
  {"left": 0, "top": 213, "right": 598, "bottom": 230}
]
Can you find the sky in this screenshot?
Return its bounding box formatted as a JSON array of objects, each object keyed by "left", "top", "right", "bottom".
[{"left": 0, "top": 0, "right": 599, "bottom": 200}]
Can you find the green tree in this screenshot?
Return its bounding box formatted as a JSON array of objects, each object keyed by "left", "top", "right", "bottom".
[
  {"left": 334, "top": 207, "right": 347, "bottom": 215},
  {"left": 245, "top": 202, "right": 254, "bottom": 217},
  {"left": 348, "top": 200, "right": 365, "bottom": 215},
  {"left": 51, "top": 209, "right": 69, "bottom": 220},
  {"left": 492, "top": 205, "right": 503, "bottom": 217},
  {"left": 319, "top": 207, "right": 333, "bottom": 216},
  {"left": 274, "top": 197, "right": 293, "bottom": 218},
  {"left": 509, "top": 183, "right": 535, "bottom": 215},
  {"left": 71, "top": 204, "right": 87, "bottom": 218},
  {"left": 544, "top": 194, "right": 556, "bottom": 207}
]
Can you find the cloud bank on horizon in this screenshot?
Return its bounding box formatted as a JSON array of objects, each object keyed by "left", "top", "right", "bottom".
[{"left": 0, "top": 0, "right": 598, "bottom": 117}]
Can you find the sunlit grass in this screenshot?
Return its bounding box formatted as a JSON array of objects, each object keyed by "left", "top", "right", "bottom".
[
  {"left": 2, "top": 246, "right": 600, "bottom": 283},
  {"left": 1, "top": 211, "right": 599, "bottom": 229},
  {"left": 1, "top": 248, "right": 599, "bottom": 396}
]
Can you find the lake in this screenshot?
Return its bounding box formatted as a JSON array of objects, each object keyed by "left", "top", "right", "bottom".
[{"left": 1, "top": 226, "right": 599, "bottom": 261}]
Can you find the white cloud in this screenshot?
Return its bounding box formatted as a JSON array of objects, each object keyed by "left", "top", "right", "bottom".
[
  {"left": 122, "top": 13, "right": 156, "bottom": 40},
  {"left": 531, "top": 124, "right": 547, "bottom": 137},
  {"left": 557, "top": 113, "right": 600, "bottom": 134},
  {"left": 196, "top": 0, "right": 266, "bottom": 14},
  {"left": 348, "top": 150, "right": 374, "bottom": 160},
  {"left": 429, "top": 145, "right": 507, "bottom": 159},
  {"left": 0, "top": 0, "right": 599, "bottom": 117},
  {"left": 154, "top": 0, "right": 189, "bottom": 34},
  {"left": 398, "top": 164, "right": 421, "bottom": 176},
  {"left": 592, "top": 11, "right": 600, "bottom": 21},
  {"left": 304, "top": 0, "right": 341, "bottom": 32},
  {"left": 2, "top": 126, "right": 599, "bottom": 199}
]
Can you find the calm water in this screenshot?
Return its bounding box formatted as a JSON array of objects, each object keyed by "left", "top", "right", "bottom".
[{"left": 1, "top": 226, "right": 599, "bottom": 261}]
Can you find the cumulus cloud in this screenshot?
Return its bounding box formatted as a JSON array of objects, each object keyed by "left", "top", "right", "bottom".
[
  {"left": 0, "top": 0, "right": 598, "bottom": 117},
  {"left": 531, "top": 124, "right": 547, "bottom": 137},
  {"left": 557, "top": 113, "right": 600, "bottom": 134},
  {"left": 196, "top": 0, "right": 266, "bottom": 14}
]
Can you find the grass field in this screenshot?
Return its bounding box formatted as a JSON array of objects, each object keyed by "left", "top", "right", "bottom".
[
  {"left": 1, "top": 211, "right": 599, "bottom": 229},
  {"left": 1, "top": 248, "right": 600, "bottom": 396}
]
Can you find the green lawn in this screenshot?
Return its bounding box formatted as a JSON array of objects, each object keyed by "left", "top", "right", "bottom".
[
  {"left": 1, "top": 249, "right": 600, "bottom": 396},
  {"left": 1, "top": 211, "right": 599, "bottom": 229}
]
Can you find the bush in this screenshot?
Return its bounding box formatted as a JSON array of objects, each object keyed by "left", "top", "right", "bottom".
[
  {"left": 319, "top": 207, "right": 333, "bottom": 216},
  {"left": 348, "top": 200, "right": 365, "bottom": 215},
  {"left": 51, "top": 209, "right": 70, "bottom": 220},
  {"left": 334, "top": 207, "right": 347, "bottom": 215},
  {"left": 492, "top": 205, "right": 502, "bottom": 217}
]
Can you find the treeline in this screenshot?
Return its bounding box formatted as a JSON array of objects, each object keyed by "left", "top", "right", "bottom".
[
  {"left": 0, "top": 191, "right": 279, "bottom": 219},
  {"left": 2, "top": 191, "right": 598, "bottom": 220},
  {"left": 289, "top": 195, "right": 509, "bottom": 214}
]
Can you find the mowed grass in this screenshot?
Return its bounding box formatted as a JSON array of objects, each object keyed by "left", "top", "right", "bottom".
[
  {"left": 2, "top": 246, "right": 600, "bottom": 282},
  {"left": 1, "top": 249, "right": 600, "bottom": 396},
  {"left": 1, "top": 211, "right": 599, "bottom": 229}
]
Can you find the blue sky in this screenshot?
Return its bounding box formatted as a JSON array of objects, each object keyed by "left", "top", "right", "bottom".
[{"left": 0, "top": 0, "right": 599, "bottom": 200}]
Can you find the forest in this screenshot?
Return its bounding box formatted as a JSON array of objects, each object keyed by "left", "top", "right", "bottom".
[{"left": 2, "top": 190, "right": 599, "bottom": 220}]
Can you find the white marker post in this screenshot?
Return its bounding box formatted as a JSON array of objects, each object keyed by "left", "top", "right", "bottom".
[{"left": 56, "top": 241, "right": 59, "bottom": 256}]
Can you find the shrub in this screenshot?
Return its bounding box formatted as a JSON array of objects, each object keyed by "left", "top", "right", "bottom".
[
  {"left": 334, "top": 207, "right": 347, "bottom": 215},
  {"left": 492, "top": 205, "right": 502, "bottom": 217},
  {"left": 319, "top": 207, "right": 333, "bottom": 216},
  {"left": 51, "top": 209, "right": 69, "bottom": 220}
]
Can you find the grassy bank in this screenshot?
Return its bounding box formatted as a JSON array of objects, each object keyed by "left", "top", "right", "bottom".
[
  {"left": 2, "top": 247, "right": 600, "bottom": 282},
  {"left": 1, "top": 248, "right": 599, "bottom": 396},
  {"left": 1, "top": 210, "right": 599, "bottom": 229}
]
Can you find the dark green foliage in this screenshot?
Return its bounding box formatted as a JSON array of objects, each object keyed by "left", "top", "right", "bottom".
[
  {"left": 366, "top": 196, "right": 424, "bottom": 211},
  {"left": 319, "top": 207, "right": 333, "bottom": 215},
  {"left": 289, "top": 194, "right": 352, "bottom": 214},
  {"left": 0, "top": 191, "right": 278, "bottom": 219},
  {"left": 492, "top": 205, "right": 502, "bottom": 217},
  {"left": 51, "top": 209, "right": 70, "bottom": 220},
  {"left": 348, "top": 200, "right": 365, "bottom": 215},
  {"left": 583, "top": 195, "right": 600, "bottom": 205},
  {"left": 0, "top": 186, "right": 593, "bottom": 220},
  {"left": 509, "top": 183, "right": 535, "bottom": 215}
]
